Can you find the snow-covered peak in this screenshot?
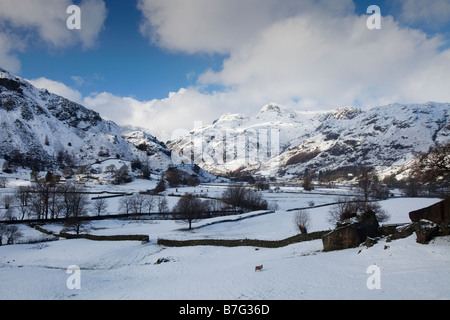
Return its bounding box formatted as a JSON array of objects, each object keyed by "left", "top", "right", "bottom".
[
  {"left": 169, "top": 101, "right": 450, "bottom": 177},
  {"left": 257, "top": 103, "right": 298, "bottom": 122},
  {"left": 0, "top": 67, "right": 172, "bottom": 172},
  {"left": 330, "top": 106, "right": 362, "bottom": 120},
  {"left": 213, "top": 113, "right": 249, "bottom": 126},
  {"left": 259, "top": 103, "right": 284, "bottom": 113},
  {"left": 0, "top": 67, "right": 17, "bottom": 80}
]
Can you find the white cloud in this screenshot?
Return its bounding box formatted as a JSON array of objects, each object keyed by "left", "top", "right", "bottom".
[
  {"left": 70, "top": 75, "right": 85, "bottom": 86},
  {"left": 0, "top": 31, "right": 23, "bottom": 73},
  {"left": 0, "top": 0, "right": 73, "bottom": 47},
  {"left": 27, "top": 77, "right": 83, "bottom": 104},
  {"left": 0, "top": 0, "right": 107, "bottom": 71},
  {"left": 137, "top": 0, "right": 355, "bottom": 54},
  {"left": 198, "top": 13, "right": 450, "bottom": 108},
  {"left": 39, "top": 0, "right": 450, "bottom": 141},
  {"left": 394, "top": 0, "right": 450, "bottom": 29},
  {"left": 77, "top": 0, "right": 108, "bottom": 49},
  {"left": 5, "top": 0, "right": 450, "bottom": 144},
  {"left": 22, "top": 75, "right": 238, "bottom": 141},
  {"left": 83, "top": 88, "right": 241, "bottom": 141},
  {"left": 136, "top": 0, "right": 450, "bottom": 114}
]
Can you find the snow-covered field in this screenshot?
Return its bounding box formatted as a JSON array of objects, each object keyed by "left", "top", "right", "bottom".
[
  {"left": 1, "top": 234, "right": 449, "bottom": 300},
  {"left": 0, "top": 179, "right": 448, "bottom": 300}
]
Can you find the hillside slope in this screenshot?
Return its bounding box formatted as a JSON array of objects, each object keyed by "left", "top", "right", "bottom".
[
  {"left": 0, "top": 68, "right": 171, "bottom": 172},
  {"left": 169, "top": 102, "right": 450, "bottom": 178}
]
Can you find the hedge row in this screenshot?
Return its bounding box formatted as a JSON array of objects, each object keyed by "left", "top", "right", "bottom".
[
  {"left": 58, "top": 232, "right": 150, "bottom": 243},
  {"left": 33, "top": 225, "right": 149, "bottom": 243},
  {"left": 157, "top": 230, "right": 329, "bottom": 248},
  {"left": 34, "top": 225, "right": 54, "bottom": 235}
]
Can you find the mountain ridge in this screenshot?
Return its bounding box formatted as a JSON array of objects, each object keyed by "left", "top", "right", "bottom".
[
  {"left": 0, "top": 67, "right": 173, "bottom": 173},
  {"left": 2, "top": 67, "right": 448, "bottom": 181},
  {"left": 169, "top": 101, "right": 450, "bottom": 179}
]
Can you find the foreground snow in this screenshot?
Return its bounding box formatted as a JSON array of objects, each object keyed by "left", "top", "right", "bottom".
[
  {"left": 1, "top": 235, "right": 449, "bottom": 300},
  {"left": 0, "top": 196, "right": 449, "bottom": 300}
]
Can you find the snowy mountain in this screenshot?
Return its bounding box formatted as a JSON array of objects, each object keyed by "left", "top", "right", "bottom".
[
  {"left": 0, "top": 68, "right": 172, "bottom": 173},
  {"left": 3, "top": 65, "right": 448, "bottom": 181},
  {"left": 169, "top": 102, "right": 450, "bottom": 178}
]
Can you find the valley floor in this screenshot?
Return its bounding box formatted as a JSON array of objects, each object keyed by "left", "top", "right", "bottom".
[
  {"left": 1, "top": 232, "right": 449, "bottom": 300},
  {"left": 0, "top": 184, "right": 449, "bottom": 300}
]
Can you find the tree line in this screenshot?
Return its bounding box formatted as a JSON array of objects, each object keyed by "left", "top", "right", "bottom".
[
  {"left": 1, "top": 176, "right": 269, "bottom": 233},
  {"left": 383, "top": 141, "right": 449, "bottom": 198},
  {"left": 116, "top": 183, "right": 268, "bottom": 230},
  {"left": 0, "top": 175, "right": 94, "bottom": 241},
  {"left": 173, "top": 184, "right": 268, "bottom": 230},
  {"left": 2, "top": 181, "right": 89, "bottom": 222}
]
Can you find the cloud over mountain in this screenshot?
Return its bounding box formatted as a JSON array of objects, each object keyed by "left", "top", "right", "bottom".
[
  {"left": 0, "top": 0, "right": 107, "bottom": 72},
  {"left": 138, "top": 0, "right": 450, "bottom": 107}
]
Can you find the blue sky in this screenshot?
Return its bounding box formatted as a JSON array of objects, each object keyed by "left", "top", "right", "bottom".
[
  {"left": 17, "top": 0, "right": 225, "bottom": 100},
  {"left": 13, "top": 0, "right": 402, "bottom": 100},
  {"left": 1, "top": 0, "right": 450, "bottom": 139}
]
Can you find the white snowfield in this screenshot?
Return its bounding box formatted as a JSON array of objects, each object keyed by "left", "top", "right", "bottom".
[{"left": 0, "top": 193, "right": 449, "bottom": 300}]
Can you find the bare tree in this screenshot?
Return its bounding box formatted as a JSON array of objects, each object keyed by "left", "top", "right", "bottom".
[
  {"left": 173, "top": 193, "right": 204, "bottom": 230},
  {"left": 221, "top": 184, "right": 267, "bottom": 212},
  {"left": 302, "top": 171, "right": 315, "bottom": 191},
  {"left": 1, "top": 195, "right": 14, "bottom": 210},
  {"left": 156, "top": 195, "right": 169, "bottom": 214},
  {"left": 0, "top": 225, "right": 23, "bottom": 245},
  {"left": 415, "top": 142, "right": 450, "bottom": 183},
  {"left": 29, "top": 178, "right": 61, "bottom": 220},
  {"left": 357, "top": 167, "right": 379, "bottom": 208},
  {"left": 48, "top": 185, "right": 65, "bottom": 219},
  {"left": 0, "top": 224, "right": 4, "bottom": 245},
  {"left": 129, "top": 193, "right": 146, "bottom": 215},
  {"left": 165, "top": 169, "right": 182, "bottom": 188},
  {"left": 153, "top": 179, "right": 166, "bottom": 194},
  {"left": 60, "top": 183, "right": 90, "bottom": 234},
  {"left": 63, "top": 192, "right": 90, "bottom": 235},
  {"left": 105, "top": 164, "right": 116, "bottom": 174},
  {"left": 29, "top": 189, "right": 44, "bottom": 220},
  {"left": 7, "top": 225, "right": 22, "bottom": 244},
  {"left": 328, "top": 196, "right": 390, "bottom": 227},
  {"left": 92, "top": 198, "right": 108, "bottom": 216},
  {"left": 221, "top": 184, "right": 247, "bottom": 210},
  {"left": 411, "top": 142, "right": 450, "bottom": 196},
  {"left": 3, "top": 201, "right": 16, "bottom": 220},
  {"left": 119, "top": 196, "right": 132, "bottom": 216},
  {"left": 205, "top": 199, "right": 226, "bottom": 212},
  {"left": 400, "top": 177, "right": 421, "bottom": 197},
  {"left": 293, "top": 210, "right": 311, "bottom": 234},
  {"left": 112, "top": 165, "right": 132, "bottom": 185},
  {"left": 367, "top": 201, "right": 390, "bottom": 223},
  {"left": 143, "top": 194, "right": 156, "bottom": 214},
  {"left": 328, "top": 197, "right": 359, "bottom": 226},
  {"left": 142, "top": 159, "right": 152, "bottom": 180}
]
